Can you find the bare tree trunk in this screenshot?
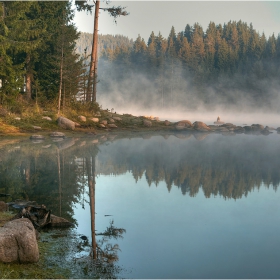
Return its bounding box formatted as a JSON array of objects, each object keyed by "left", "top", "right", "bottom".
[
  {"left": 25, "top": 53, "right": 32, "bottom": 100},
  {"left": 58, "top": 46, "right": 64, "bottom": 115},
  {"left": 26, "top": 74, "right": 32, "bottom": 100},
  {"left": 87, "top": 0, "right": 100, "bottom": 102}
]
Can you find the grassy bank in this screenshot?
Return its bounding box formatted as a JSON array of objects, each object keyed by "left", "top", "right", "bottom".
[{"left": 0, "top": 100, "right": 170, "bottom": 136}]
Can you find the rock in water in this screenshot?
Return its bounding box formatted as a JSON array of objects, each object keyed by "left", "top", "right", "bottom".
[
  {"left": 193, "top": 121, "right": 211, "bottom": 132},
  {"left": 0, "top": 219, "right": 39, "bottom": 263}
]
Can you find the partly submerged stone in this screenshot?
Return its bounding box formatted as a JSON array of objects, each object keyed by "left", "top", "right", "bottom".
[
  {"left": 192, "top": 121, "right": 211, "bottom": 132},
  {"left": 50, "top": 131, "right": 65, "bottom": 138},
  {"left": 30, "top": 135, "right": 45, "bottom": 140}
]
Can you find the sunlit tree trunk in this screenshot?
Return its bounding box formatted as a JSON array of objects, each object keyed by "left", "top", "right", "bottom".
[{"left": 86, "top": 0, "right": 99, "bottom": 102}]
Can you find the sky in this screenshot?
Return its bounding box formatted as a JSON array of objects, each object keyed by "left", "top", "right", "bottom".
[{"left": 73, "top": 1, "right": 280, "bottom": 42}]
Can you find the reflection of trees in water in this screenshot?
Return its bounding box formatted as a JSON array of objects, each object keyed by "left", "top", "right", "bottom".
[
  {"left": 95, "top": 135, "right": 280, "bottom": 199},
  {"left": 1, "top": 134, "right": 280, "bottom": 212}
]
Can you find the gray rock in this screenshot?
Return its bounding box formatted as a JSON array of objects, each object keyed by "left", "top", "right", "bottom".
[
  {"left": 90, "top": 117, "right": 99, "bottom": 123},
  {"left": 221, "top": 123, "right": 236, "bottom": 128},
  {"left": 57, "top": 117, "right": 75, "bottom": 130},
  {"left": 177, "top": 120, "right": 193, "bottom": 128},
  {"left": 107, "top": 124, "right": 118, "bottom": 128},
  {"left": 0, "top": 219, "right": 39, "bottom": 263},
  {"left": 251, "top": 124, "right": 264, "bottom": 131},
  {"left": 108, "top": 118, "right": 115, "bottom": 123},
  {"left": 30, "top": 135, "right": 44, "bottom": 140},
  {"left": 192, "top": 121, "right": 211, "bottom": 131},
  {"left": 143, "top": 120, "right": 152, "bottom": 127},
  {"left": 50, "top": 131, "right": 65, "bottom": 138},
  {"left": 42, "top": 116, "right": 52, "bottom": 121},
  {"left": 32, "top": 126, "right": 41, "bottom": 130},
  {"left": 112, "top": 117, "right": 122, "bottom": 121},
  {"left": 78, "top": 115, "right": 86, "bottom": 122}
]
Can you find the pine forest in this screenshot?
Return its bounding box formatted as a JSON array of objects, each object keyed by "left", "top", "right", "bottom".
[{"left": 1, "top": 1, "right": 280, "bottom": 113}]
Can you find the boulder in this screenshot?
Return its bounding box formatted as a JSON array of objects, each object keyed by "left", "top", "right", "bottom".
[
  {"left": 164, "top": 120, "right": 171, "bottom": 126},
  {"left": 57, "top": 117, "right": 75, "bottom": 130},
  {"left": 100, "top": 120, "right": 108, "bottom": 125},
  {"left": 175, "top": 123, "right": 185, "bottom": 130},
  {"left": 32, "top": 126, "right": 41, "bottom": 130},
  {"left": 42, "top": 116, "right": 52, "bottom": 121},
  {"left": 234, "top": 126, "right": 245, "bottom": 133},
  {"left": 90, "top": 117, "right": 99, "bottom": 123},
  {"left": 221, "top": 123, "right": 236, "bottom": 128},
  {"left": 143, "top": 120, "right": 152, "bottom": 127},
  {"left": 192, "top": 121, "right": 211, "bottom": 132},
  {"left": 108, "top": 118, "right": 115, "bottom": 123},
  {"left": 0, "top": 219, "right": 39, "bottom": 263},
  {"left": 0, "top": 201, "right": 8, "bottom": 212},
  {"left": 78, "top": 115, "right": 86, "bottom": 122},
  {"left": 112, "top": 117, "right": 122, "bottom": 121},
  {"left": 50, "top": 131, "right": 65, "bottom": 138},
  {"left": 178, "top": 120, "right": 193, "bottom": 127},
  {"left": 74, "top": 122, "right": 81, "bottom": 127},
  {"left": 30, "top": 135, "right": 44, "bottom": 140},
  {"left": 251, "top": 124, "right": 264, "bottom": 131},
  {"left": 107, "top": 124, "right": 118, "bottom": 128}
]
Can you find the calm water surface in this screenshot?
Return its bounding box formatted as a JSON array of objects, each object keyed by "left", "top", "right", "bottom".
[{"left": 1, "top": 131, "right": 280, "bottom": 278}]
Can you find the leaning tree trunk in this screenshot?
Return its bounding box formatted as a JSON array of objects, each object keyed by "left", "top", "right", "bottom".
[{"left": 86, "top": 0, "right": 99, "bottom": 102}]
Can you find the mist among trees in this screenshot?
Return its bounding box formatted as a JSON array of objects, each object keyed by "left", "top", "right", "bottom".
[{"left": 77, "top": 21, "right": 280, "bottom": 112}]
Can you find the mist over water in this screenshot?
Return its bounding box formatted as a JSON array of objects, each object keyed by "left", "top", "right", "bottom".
[{"left": 97, "top": 57, "right": 280, "bottom": 127}]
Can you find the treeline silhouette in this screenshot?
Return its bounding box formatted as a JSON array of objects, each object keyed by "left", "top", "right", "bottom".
[{"left": 76, "top": 21, "right": 280, "bottom": 110}]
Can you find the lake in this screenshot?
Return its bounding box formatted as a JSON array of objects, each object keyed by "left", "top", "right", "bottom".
[{"left": 1, "top": 130, "right": 280, "bottom": 278}]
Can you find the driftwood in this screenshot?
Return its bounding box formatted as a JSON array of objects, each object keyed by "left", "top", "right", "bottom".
[
  {"left": 7, "top": 200, "right": 72, "bottom": 229},
  {"left": 0, "top": 193, "right": 10, "bottom": 197}
]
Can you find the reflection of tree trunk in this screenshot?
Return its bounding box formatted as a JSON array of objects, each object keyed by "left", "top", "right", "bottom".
[
  {"left": 57, "top": 149, "right": 62, "bottom": 217},
  {"left": 86, "top": 156, "right": 96, "bottom": 259}
]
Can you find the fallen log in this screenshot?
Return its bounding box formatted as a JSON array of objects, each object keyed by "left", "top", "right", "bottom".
[{"left": 8, "top": 200, "right": 73, "bottom": 229}]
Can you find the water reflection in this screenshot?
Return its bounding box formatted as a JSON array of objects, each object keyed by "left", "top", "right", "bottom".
[
  {"left": 0, "top": 132, "right": 280, "bottom": 209},
  {"left": 0, "top": 132, "right": 280, "bottom": 277}
]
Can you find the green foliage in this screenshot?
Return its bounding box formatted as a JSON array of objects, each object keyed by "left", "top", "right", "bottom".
[{"left": 0, "top": 1, "right": 83, "bottom": 110}]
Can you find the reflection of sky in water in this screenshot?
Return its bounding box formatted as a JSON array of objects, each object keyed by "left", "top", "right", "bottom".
[{"left": 74, "top": 171, "right": 280, "bottom": 279}]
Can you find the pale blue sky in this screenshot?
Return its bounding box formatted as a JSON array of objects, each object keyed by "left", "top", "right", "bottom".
[{"left": 74, "top": 1, "right": 280, "bottom": 41}]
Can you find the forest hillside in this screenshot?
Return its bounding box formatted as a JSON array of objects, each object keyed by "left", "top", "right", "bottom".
[{"left": 76, "top": 21, "right": 280, "bottom": 112}]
